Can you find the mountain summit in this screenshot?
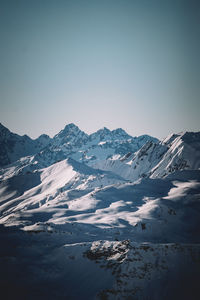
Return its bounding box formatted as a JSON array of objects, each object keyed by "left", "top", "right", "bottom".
[{"left": 0, "top": 123, "right": 158, "bottom": 167}]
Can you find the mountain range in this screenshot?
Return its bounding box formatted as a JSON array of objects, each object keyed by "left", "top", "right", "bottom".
[
  {"left": 0, "top": 122, "right": 158, "bottom": 167},
  {"left": 0, "top": 122, "right": 200, "bottom": 300}
]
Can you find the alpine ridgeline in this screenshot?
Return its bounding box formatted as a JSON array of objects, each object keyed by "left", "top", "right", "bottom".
[{"left": 0, "top": 123, "right": 200, "bottom": 300}]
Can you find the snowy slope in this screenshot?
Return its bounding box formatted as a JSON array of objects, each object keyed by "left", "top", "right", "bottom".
[
  {"left": 0, "top": 123, "right": 158, "bottom": 171},
  {"left": 150, "top": 131, "right": 200, "bottom": 177},
  {"left": 0, "top": 125, "right": 200, "bottom": 300},
  {"left": 0, "top": 158, "right": 126, "bottom": 226},
  {"left": 34, "top": 124, "right": 158, "bottom": 168},
  {"left": 1, "top": 163, "right": 200, "bottom": 244},
  {"left": 90, "top": 131, "right": 200, "bottom": 181},
  {"left": 0, "top": 128, "right": 199, "bottom": 238},
  {"left": 0, "top": 164, "right": 200, "bottom": 300},
  {"left": 129, "top": 131, "right": 200, "bottom": 180}
]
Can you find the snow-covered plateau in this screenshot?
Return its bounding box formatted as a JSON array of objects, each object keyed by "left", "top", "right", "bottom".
[{"left": 0, "top": 123, "right": 200, "bottom": 299}]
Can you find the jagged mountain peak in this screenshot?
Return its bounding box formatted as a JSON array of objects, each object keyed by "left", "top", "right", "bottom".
[
  {"left": 56, "top": 123, "right": 81, "bottom": 135},
  {"left": 50, "top": 123, "right": 89, "bottom": 150},
  {"left": 64, "top": 123, "right": 80, "bottom": 131},
  {"left": 162, "top": 131, "right": 200, "bottom": 147},
  {"left": 111, "top": 128, "right": 131, "bottom": 138},
  {"left": 89, "top": 127, "right": 111, "bottom": 141},
  {"left": 54, "top": 123, "right": 88, "bottom": 139},
  {"left": 0, "top": 123, "right": 52, "bottom": 167},
  {"left": 36, "top": 134, "right": 50, "bottom": 140},
  {"left": 90, "top": 127, "right": 132, "bottom": 142},
  {"left": 94, "top": 127, "right": 111, "bottom": 134}
]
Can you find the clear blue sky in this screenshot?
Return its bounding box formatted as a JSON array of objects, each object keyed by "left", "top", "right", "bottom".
[{"left": 0, "top": 0, "right": 199, "bottom": 139}]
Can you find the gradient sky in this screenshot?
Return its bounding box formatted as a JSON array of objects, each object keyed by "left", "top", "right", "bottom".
[{"left": 0, "top": 0, "right": 199, "bottom": 139}]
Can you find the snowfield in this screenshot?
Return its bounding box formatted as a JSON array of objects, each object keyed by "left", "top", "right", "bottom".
[{"left": 0, "top": 123, "right": 200, "bottom": 299}]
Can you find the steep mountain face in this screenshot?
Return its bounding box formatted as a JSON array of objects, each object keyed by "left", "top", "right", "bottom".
[
  {"left": 0, "top": 122, "right": 158, "bottom": 169},
  {"left": 132, "top": 131, "right": 200, "bottom": 179},
  {"left": 150, "top": 131, "right": 200, "bottom": 177},
  {"left": 0, "top": 123, "right": 51, "bottom": 167},
  {"left": 0, "top": 123, "right": 199, "bottom": 183},
  {"left": 90, "top": 131, "right": 200, "bottom": 181},
  {"left": 35, "top": 124, "right": 158, "bottom": 168},
  {"left": 82, "top": 129, "right": 158, "bottom": 165},
  {"left": 53, "top": 123, "right": 89, "bottom": 148}
]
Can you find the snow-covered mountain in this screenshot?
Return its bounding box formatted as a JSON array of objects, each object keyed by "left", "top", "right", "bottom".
[
  {"left": 0, "top": 123, "right": 200, "bottom": 300},
  {"left": 46, "top": 123, "right": 158, "bottom": 167},
  {"left": 0, "top": 123, "right": 51, "bottom": 167},
  {"left": 0, "top": 122, "right": 158, "bottom": 169},
  {"left": 90, "top": 131, "right": 200, "bottom": 181}
]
